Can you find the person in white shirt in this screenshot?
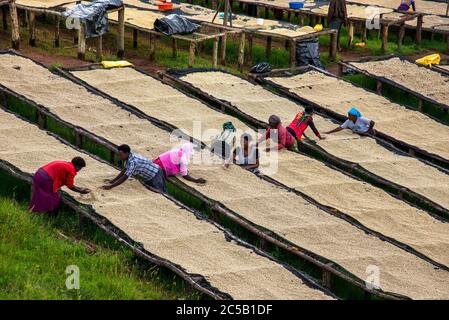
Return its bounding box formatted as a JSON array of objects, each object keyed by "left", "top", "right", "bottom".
[{"left": 325, "top": 107, "right": 375, "bottom": 136}]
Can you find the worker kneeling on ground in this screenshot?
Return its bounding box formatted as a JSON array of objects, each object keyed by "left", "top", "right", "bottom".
[
  {"left": 325, "top": 107, "right": 375, "bottom": 136},
  {"left": 287, "top": 106, "right": 325, "bottom": 144},
  {"left": 258, "top": 115, "right": 296, "bottom": 152},
  {"left": 102, "top": 144, "right": 167, "bottom": 193},
  {"left": 153, "top": 142, "right": 206, "bottom": 185},
  {"left": 29, "top": 157, "right": 90, "bottom": 216},
  {"left": 225, "top": 133, "right": 260, "bottom": 174}
]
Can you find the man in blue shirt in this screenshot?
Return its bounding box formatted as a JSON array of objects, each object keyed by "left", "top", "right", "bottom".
[{"left": 102, "top": 144, "right": 167, "bottom": 193}]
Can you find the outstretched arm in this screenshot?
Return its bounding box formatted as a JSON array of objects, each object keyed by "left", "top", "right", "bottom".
[
  {"left": 105, "top": 169, "right": 126, "bottom": 184},
  {"left": 69, "top": 185, "right": 91, "bottom": 194},
  {"left": 182, "top": 174, "right": 206, "bottom": 184},
  {"left": 325, "top": 126, "right": 344, "bottom": 135},
  {"left": 102, "top": 173, "right": 128, "bottom": 190}
]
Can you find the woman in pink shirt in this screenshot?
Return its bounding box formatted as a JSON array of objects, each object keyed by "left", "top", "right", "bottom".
[{"left": 153, "top": 143, "right": 206, "bottom": 184}]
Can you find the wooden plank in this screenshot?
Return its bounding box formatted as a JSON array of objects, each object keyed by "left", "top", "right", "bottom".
[
  {"left": 9, "top": 1, "right": 20, "bottom": 50},
  {"left": 28, "top": 10, "right": 36, "bottom": 47},
  {"left": 117, "top": 7, "right": 125, "bottom": 59}
]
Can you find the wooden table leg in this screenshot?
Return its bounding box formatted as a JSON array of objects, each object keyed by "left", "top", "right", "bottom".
[
  {"left": 96, "top": 35, "right": 103, "bottom": 61},
  {"left": 172, "top": 38, "right": 177, "bottom": 58},
  {"left": 398, "top": 23, "right": 405, "bottom": 50},
  {"left": 117, "top": 7, "right": 125, "bottom": 58},
  {"left": 29, "top": 11, "right": 36, "bottom": 46},
  {"left": 189, "top": 41, "right": 196, "bottom": 68},
  {"left": 212, "top": 36, "right": 218, "bottom": 68},
  {"left": 247, "top": 33, "right": 253, "bottom": 66},
  {"left": 54, "top": 15, "right": 60, "bottom": 47},
  {"left": 330, "top": 32, "right": 337, "bottom": 61},
  {"left": 381, "top": 24, "right": 389, "bottom": 52},
  {"left": 9, "top": 2, "right": 20, "bottom": 50},
  {"left": 416, "top": 14, "right": 423, "bottom": 44},
  {"left": 347, "top": 21, "right": 354, "bottom": 47},
  {"left": 238, "top": 32, "right": 246, "bottom": 72},
  {"left": 266, "top": 36, "right": 272, "bottom": 59},
  {"left": 149, "top": 33, "right": 156, "bottom": 61},
  {"left": 77, "top": 22, "right": 85, "bottom": 60},
  {"left": 133, "top": 29, "right": 138, "bottom": 49},
  {"left": 220, "top": 33, "right": 227, "bottom": 64},
  {"left": 289, "top": 39, "right": 296, "bottom": 68}
]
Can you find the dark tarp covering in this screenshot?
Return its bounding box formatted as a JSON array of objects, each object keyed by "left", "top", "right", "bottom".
[
  {"left": 295, "top": 39, "right": 323, "bottom": 69},
  {"left": 154, "top": 14, "right": 200, "bottom": 36},
  {"left": 63, "top": 0, "right": 123, "bottom": 38}
]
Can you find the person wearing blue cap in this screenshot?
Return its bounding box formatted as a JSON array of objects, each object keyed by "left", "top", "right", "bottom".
[{"left": 325, "top": 107, "right": 375, "bottom": 136}]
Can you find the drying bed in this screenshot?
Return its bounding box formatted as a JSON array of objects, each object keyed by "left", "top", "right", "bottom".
[
  {"left": 342, "top": 56, "right": 449, "bottom": 111},
  {"left": 46, "top": 64, "right": 449, "bottom": 298},
  {"left": 163, "top": 68, "right": 449, "bottom": 263},
  {"left": 262, "top": 67, "right": 449, "bottom": 163},
  {"left": 173, "top": 70, "right": 449, "bottom": 214},
  {"left": 15, "top": 0, "right": 75, "bottom": 9},
  {"left": 123, "top": 0, "right": 321, "bottom": 38},
  {"left": 2, "top": 54, "right": 449, "bottom": 299},
  {"left": 0, "top": 108, "right": 336, "bottom": 300}
]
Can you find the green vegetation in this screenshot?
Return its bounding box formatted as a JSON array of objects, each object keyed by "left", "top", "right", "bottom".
[{"left": 0, "top": 197, "right": 200, "bottom": 299}]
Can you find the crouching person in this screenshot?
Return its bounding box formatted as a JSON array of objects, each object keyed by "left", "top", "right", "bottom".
[
  {"left": 29, "top": 157, "right": 90, "bottom": 216},
  {"left": 102, "top": 144, "right": 167, "bottom": 193},
  {"left": 153, "top": 142, "right": 206, "bottom": 185}
]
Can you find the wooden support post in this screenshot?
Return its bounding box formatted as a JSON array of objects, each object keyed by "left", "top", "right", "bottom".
[
  {"left": 9, "top": 2, "right": 20, "bottom": 50},
  {"left": 376, "top": 80, "right": 382, "bottom": 94},
  {"left": 29, "top": 11, "right": 36, "bottom": 47},
  {"left": 238, "top": 32, "right": 246, "bottom": 72},
  {"left": 300, "top": 15, "right": 305, "bottom": 26},
  {"left": 95, "top": 35, "right": 103, "bottom": 61},
  {"left": 149, "top": 33, "right": 156, "bottom": 61},
  {"left": 77, "top": 22, "right": 86, "bottom": 60},
  {"left": 416, "top": 14, "right": 423, "bottom": 44},
  {"left": 54, "top": 15, "right": 60, "bottom": 47},
  {"left": 188, "top": 41, "right": 196, "bottom": 68},
  {"left": 133, "top": 29, "right": 138, "bottom": 49},
  {"left": 330, "top": 32, "right": 337, "bottom": 60},
  {"left": 362, "top": 25, "right": 367, "bottom": 42},
  {"left": 398, "top": 23, "right": 405, "bottom": 50},
  {"left": 212, "top": 36, "right": 218, "bottom": 68},
  {"left": 266, "top": 36, "right": 272, "bottom": 59},
  {"left": 322, "top": 263, "right": 334, "bottom": 289},
  {"left": 2, "top": 5, "right": 7, "bottom": 30},
  {"left": 381, "top": 24, "right": 389, "bottom": 52},
  {"left": 37, "top": 111, "right": 46, "bottom": 129},
  {"left": 220, "top": 33, "right": 227, "bottom": 64},
  {"left": 418, "top": 99, "right": 423, "bottom": 112},
  {"left": 338, "top": 63, "right": 343, "bottom": 76},
  {"left": 117, "top": 7, "right": 125, "bottom": 58},
  {"left": 247, "top": 33, "right": 253, "bottom": 66},
  {"left": 289, "top": 39, "right": 296, "bottom": 68},
  {"left": 264, "top": 7, "right": 269, "bottom": 19},
  {"left": 348, "top": 21, "right": 354, "bottom": 47},
  {"left": 21, "top": 9, "right": 28, "bottom": 27},
  {"left": 75, "top": 131, "right": 82, "bottom": 147},
  {"left": 287, "top": 11, "right": 291, "bottom": 22},
  {"left": 172, "top": 38, "right": 177, "bottom": 58}
]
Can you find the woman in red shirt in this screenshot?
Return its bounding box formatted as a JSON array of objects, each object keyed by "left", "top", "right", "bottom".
[{"left": 29, "top": 157, "right": 90, "bottom": 215}]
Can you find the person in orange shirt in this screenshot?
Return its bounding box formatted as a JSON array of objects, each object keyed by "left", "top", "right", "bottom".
[
  {"left": 29, "top": 157, "right": 90, "bottom": 216},
  {"left": 287, "top": 106, "right": 324, "bottom": 143}
]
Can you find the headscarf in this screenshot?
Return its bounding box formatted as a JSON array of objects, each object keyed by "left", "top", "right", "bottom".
[
  {"left": 180, "top": 142, "right": 194, "bottom": 162},
  {"left": 348, "top": 107, "right": 362, "bottom": 118}
]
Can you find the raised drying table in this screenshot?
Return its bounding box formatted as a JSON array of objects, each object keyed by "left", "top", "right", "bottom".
[{"left": 0, "top": 0, "right": 20, "bottom": 49}]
